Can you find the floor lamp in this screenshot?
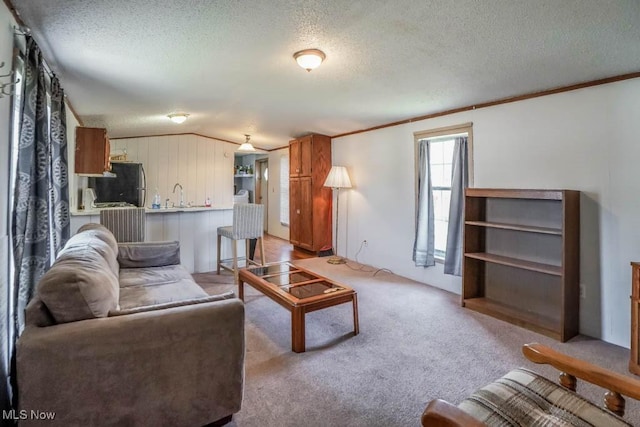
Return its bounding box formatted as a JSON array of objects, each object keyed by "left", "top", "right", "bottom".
[{"left": 323, "top": 166, "right": 352, "bottom": 264}]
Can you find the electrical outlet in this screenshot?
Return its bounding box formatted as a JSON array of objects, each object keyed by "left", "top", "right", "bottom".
[
  {"left": 579, "top": 284, "right": 586, "bottom": 299},
  {"left": 363, "top": 240, "right": 368, "bottom": 247}
]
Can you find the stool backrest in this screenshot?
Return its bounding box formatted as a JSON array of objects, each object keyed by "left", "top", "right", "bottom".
[
  {"left": 100, "top": 207, "right": 146, "bottom": 242},
  {"left": 232, "top": 203, "right": 264, "bottom": 240}
]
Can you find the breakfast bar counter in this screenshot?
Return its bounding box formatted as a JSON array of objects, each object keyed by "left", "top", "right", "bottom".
[{"left": 70, "top": 206, "right": 236, "bottom": 273}]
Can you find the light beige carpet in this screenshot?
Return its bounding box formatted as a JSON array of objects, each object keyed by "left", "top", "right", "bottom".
[{"left": 194, "top": 258, "right": 639, "bottom": 426}]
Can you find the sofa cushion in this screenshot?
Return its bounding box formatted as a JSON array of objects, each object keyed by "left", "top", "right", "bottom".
[
  {"left": 76, "top": 223, "right": 119, "bottom": 255},
  {"left": 109, "top": 291, "right": 235, "bottom": 316},
  {"left": 24, "top": 296, "right": 56, "bottom": 327},
  {"left": 38, "top": 238, "right": 120, "bottom": 324},
  {"left": 118, "top": 279, "right": 209, "bottom": 310},
  {"left": 117, "top": 241, "right": 181, "bottom": 268},
  {"left": 61, "top": 225, "right": 119, "bottom": 277},
  {"left": 458, "top": 368, "right": 631, "bottom": 427},
  {"left": 118, "top": 264, "right": 193, "bottom": 288}
]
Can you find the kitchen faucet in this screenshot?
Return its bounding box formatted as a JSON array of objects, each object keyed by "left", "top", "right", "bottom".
[{"left": 173, "top": 183, "right": 185, "bottom": 208}]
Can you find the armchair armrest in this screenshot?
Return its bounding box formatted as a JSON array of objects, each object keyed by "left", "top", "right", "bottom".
[
  {"left": 17, "top": 298, "right": 244, "bottom": 426},
  {"left": 421, "top": 399, "right": 486, "bottom": 427},
  {"left": 117, "top": 240, "right": 180, "bottom": 267},
  {"left": 524, "top": 342, "right": 640, "bottom": 416},
  {"left": 523, "top": 343, "right": 640, "bottom": 400}
]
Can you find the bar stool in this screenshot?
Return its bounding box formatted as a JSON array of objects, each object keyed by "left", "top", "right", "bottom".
[{"left": 217, "top": 203, "right": 266, "bottom": 284}]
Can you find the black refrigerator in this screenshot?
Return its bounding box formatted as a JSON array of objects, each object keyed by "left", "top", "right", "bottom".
[{"left": 88, "top": 162, "right": 146, "bottom": 207}]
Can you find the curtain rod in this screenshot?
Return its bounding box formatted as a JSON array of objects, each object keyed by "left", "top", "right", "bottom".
[{"left": 13, "top": 25, "right": 56, "bottom": 79}]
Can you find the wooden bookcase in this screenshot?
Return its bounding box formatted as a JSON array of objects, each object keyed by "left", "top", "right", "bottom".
[{"left": 463, "top": 188, "right": 580, "bottom": 342}]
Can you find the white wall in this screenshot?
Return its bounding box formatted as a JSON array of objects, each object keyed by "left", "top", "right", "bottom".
[
  {"left": 333, "top": 78, "right": 640, "bottom": 348},
  {"left": 1, "top": 5, "right": 13, "bottom": 239},
  {"left": 103, "top": 134, "right": 235, "bottom": 209},
  {"left": 267, "top": 147, "right": 290, "bottom": 240},
  {"left": 66, "top": 111, "right": 81, "bottom": 210}
]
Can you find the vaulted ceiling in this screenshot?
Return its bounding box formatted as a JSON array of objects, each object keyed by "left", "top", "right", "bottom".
[{"left": 11, "top": 0, "right": 640, "bottom": 150}]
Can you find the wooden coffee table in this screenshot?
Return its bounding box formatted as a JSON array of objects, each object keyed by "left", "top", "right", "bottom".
[{"left": 238, "top": 262, "right": 359, "bottom": 353}]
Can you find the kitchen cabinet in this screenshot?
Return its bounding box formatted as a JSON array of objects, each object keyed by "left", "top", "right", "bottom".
[
  {"left": 462, "top": 188, "right": 580, "bottom": 342},
  {"left": 289, "top": 134, "right": 331, "bottom": 252},
  {"left": 290, "top": 135, "right": 313, "bottom": 177},
  {"left": 75, "top": 126, "right": 111, "bottom": 175}
]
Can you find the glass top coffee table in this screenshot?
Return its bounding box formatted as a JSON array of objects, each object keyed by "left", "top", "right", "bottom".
[{"left": 238, "top": 262, "right": 359, "bottom": 353}]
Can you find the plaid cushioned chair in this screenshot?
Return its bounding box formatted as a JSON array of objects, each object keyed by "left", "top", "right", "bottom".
[
  {"left": 217, "top": 203, "right": 265, "bottom": 284},
  {"left": 422, "top": 343, "right": 640, "bottom": 427}
]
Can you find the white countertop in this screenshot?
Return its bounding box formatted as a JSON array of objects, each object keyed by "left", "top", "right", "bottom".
[{"left": 71, "top": 205, "right": 233, "bottom": 216}]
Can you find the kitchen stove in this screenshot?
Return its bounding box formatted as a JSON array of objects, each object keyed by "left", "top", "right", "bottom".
[{"left": 93, "top": 202, "right": 137, "bottom": 208}]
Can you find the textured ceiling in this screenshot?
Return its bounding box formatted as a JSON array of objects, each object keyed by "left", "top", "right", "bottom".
[{"left": 11, "top": 0, "right": 640, "bottom": 150}]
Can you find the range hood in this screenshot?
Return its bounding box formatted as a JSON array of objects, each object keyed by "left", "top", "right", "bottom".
[{"left": 77, "top": 170, "right": 117, "bottom": 178}]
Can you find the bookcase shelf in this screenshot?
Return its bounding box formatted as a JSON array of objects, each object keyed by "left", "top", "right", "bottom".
[
  {"left": 464, "top": 297, "right": 561, "bottom": 340},
  {"left": 464, "top": 252, "right": 562, "bottom": 276},
  {"left": 465, "top": 221, "right": 562, "bottom": 235},
  {"left": 463, "top": 188, "right": 580, "bottom": 342}
]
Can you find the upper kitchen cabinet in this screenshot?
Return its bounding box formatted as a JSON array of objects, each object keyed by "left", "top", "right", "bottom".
[{"left": 75, "top": 127, "right": 111, "bottom": 175}]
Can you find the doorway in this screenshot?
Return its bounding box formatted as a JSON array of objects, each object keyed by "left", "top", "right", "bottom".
[{"left": 255, "top": 158, "right": 269, "bottom": 232}]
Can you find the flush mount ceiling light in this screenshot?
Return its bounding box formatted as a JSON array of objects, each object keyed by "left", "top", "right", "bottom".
[
  {"left": 168, "top": 113, "right": 189, "bottom": 124},
  {"left": 237, "top": 134, "right": 256, "bottom": 152},
  {"left": 293, "top": 49, "right": 326, "bottom": 72}
]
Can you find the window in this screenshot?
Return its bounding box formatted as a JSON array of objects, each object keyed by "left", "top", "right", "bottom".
[
  {"left": 280, "top": 155, "right": 289, "bottom": 226},
  {"left": 429, "top": 137, "right": 455, "bottom": 259},
  {"left": 415, "top": 123, "right": 473, "bottom": 260}
]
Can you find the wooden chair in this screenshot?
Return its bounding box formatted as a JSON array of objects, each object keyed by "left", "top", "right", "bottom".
[
  {"left": 217, "top": 203, "right": 265, "bottom": 284},
  {"left": 422, "top": 343, "right": 640, "bottom": 426}
]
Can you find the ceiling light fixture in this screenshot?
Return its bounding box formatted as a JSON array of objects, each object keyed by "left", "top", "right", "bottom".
[
  {"left": 168, "top": 113, "right": 189, "bottom": 124},
  {"left": 237, "top": 134, "right": 257, "bottom": 152},
  {"left": 293, "top": 49, "right": 326, "bottom": 72}
]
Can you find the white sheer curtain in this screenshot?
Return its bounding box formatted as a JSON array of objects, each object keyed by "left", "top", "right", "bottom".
[
  {"left": 443, "top": 137, "right": 468, "bottom": 276},
  {"left": 413, "top": 140, "right": 435, "bottom": 267}
]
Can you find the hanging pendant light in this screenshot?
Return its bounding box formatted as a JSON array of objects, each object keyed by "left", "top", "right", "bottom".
[{"left": 237, "top": 134, "right": 256, "bottom": 152}]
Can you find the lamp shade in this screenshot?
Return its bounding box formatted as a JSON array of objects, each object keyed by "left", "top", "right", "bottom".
[
  {"left": 323, "top": 166, "right": 352, "bottom": 189},
  {"left": 237, "top": 134, "right": 257, "bottom": 152},
  {"left": 168, "top": 113, "right": 189, "bottom": 124},
  {"left": 237, "top": 143, "right": 256, "bottom": 152},
  {"left": 294, "top": 49, "right": 326, "bottom": 71}
]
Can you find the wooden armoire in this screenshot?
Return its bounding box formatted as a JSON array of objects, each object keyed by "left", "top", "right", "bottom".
[{"left": 289, "top": 134, "right": 332, "bottom": 252}]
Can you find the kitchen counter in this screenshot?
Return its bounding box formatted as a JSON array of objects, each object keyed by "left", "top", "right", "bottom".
[
  {"left": 69, "top": 206, "right": 237, "bottom": 274},
  {"left": 71, "top": 205, "right": 233, "bottom": 216}
]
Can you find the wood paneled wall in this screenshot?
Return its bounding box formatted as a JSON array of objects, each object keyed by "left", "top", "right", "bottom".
[{"left": 110, "top": 134, "right": 235, "bottom": 208}]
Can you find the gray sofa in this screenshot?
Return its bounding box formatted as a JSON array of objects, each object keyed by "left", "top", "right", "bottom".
[{"left": 17, "top": 223, "right": 244, "bottom": 427}]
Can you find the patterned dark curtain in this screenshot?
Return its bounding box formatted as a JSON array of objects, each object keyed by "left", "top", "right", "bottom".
[
  {"left": 49, "top": 77, "right": 70, "bottom": 252},
  {"left": 12, "top": 37, "right": 51, "bottom": 334},
  {"left": 12, "top": 35, "right": 69, "bottom": 334}
]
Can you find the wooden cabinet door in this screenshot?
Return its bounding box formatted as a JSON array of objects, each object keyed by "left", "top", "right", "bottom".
[
  {"left": 298, "top": 177, "right": 313, "bottom": 250},
  {"left": 75, "top": 127, "right": 109, "bottom": 174},
  {"left": 290, "top": 139, "right": 300, "bottom": 177},
  {"left": 289, "top": 177, "right": 300, "bottom": 245},
  {"left": 299, "top": 136, "right": 313, "bottom": 177}
]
